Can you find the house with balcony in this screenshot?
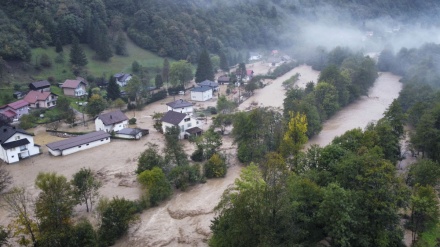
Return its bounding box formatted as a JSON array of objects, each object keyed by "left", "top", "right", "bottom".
[
  {"left": 61, "top": 79, "right": 87, "bottom": 97},
  {"left": 0, "top": 126, "right": 41, "bottom": 163},
  {"left": 160, "top": 111, "right": 202, "bottom": 139},
  {"left": 23, "top": 91, "right": 58, "bottom": 108}
]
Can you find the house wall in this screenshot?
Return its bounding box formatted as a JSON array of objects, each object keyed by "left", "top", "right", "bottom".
[
  {"left": 48, "top": 137, "right": 111, "bottom": 156},
  {"left": 191, "top": 90, "right": 212, "bottom": 102},
  {"left": 0, "top": 133, "right": 40, "bottom": 164},
  {"left": 167, "top": 105, "right": 194, "bottom": 115},
  {"left": 162, "top": 117, "right": 200, "bottom": 139},
  {"left": 75, "top": 85, "right": 86, "bottom": 96},
  {"left": 95, "top": 118, "right": 128, "bottom": 132},
  {"left": 63, "top": 88, "right": 75, "bottom": 97},
  {"left": 15, "top": 106, "right": 29, "bottom": 119},
  {"left": 115, "top": 132, "right": 142, "bottom": 140}
]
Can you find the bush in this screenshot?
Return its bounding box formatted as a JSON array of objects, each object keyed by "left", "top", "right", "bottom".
[
  {"left": 168, "top": 164, "right": 201, "bottom": 191},
  {"left": 129, "top": 118, "right": 137, "bottom": 125},
  {"left": 204, "top": 153, "right": 227, "bottom": 178},
  {"left": 209, "top": 107, "right": 217, "bottom": 115},
  {"left": 191, "top": 148, "right": 204, "bottom": 162},
  {"left": 127, "top": 103, "right": 136, "bottom": 110},
  {"left": 40, "top": 53, "right": 52, "bottom": 68},
  {"left": 138, "top": 167, "right": 172, "bottom": 206}
]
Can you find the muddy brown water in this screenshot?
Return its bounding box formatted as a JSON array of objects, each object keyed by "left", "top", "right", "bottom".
[{"left": 0, "top": 65, "right": 402, "bottom": 247}]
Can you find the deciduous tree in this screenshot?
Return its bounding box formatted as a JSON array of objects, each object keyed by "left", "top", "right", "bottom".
[
  {"left": 86, "top": 94, "right": 107, "bottom": 117},
  {"left": 169, "top": 60, "right": 193, "bottom": 88},
  {"left": 71, "top": 168, "right": 102, "bottom": 212},
  {"left": 138, "top": 167, "right": 172, "bottom": 205}
]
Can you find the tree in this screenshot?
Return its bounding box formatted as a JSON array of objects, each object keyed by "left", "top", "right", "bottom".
[
  {"left": 138, "top": 167, "right": 172, "bottom": 205},
  {"left": 86, "top": 94, "right": 107, "bottom": 117},
  {"left": 409, "top": 185, "right": 439, "bottom": 244},
  {"left": 164, "top": 126, "right": 188, "bottom": 167},
  {"left": 55, "top": 37, "right": 63, "bottom": 53},
  {"left": 195, "top": 49, "right": 214, "bottom": 83},
  {"left": 169, "top": 60, "right": 193, "bottom": 88},
  {"left": 216, "top": 95, "right": 236, "bottom": 114},
  {"left": 0, "top": 164, "right": 12, "bottom": 193},
  {"left": 113, "top": 98, "right": 125, "bottom": 110},
  {"left": 69, "top": 219, "right": 97, "bottom": 247},
  {"left": 69, "top": 36, "right": 88, "bottom": 67},
  {"left": 97, "top": 197, "right": 137, "bottom": 246},
  {"left": 132, "top": 60, "right": 141, "bottom": 73},
  {"left": 35, "top": 172, "right": 76, "bottom": 246},
  {"left": 237, "top": 62, "right": 247, "bottom": 81},
  {"left": 279, "top": 112, "right": 308, "bottom": 160},
  {"left": 3, "top": 187, "right": 39, "bottom": 247},
  {"left": 383, "top": 99, "right": 406, "bottom": 137},
  {"left": 213, "top": 114, "right": 233, "bottom": 135},
  {"left": 155, "top": 74, "right": 163, "bottom": 88},
  {"left": 71, "top": 168, "right": 102, "bottom": 212},
  {"left": 219, "top": 51, "right": 229, "bottom": 72},
  {"left": 193, "top": 128, "right": 222, "bottom": 161},
  {"left": 407, "top": 159, "right": 440, "bottom": 187},
  {"left": 39, "top": 53, "right": 51, "bottom": 68},
  {"left": 106, "top": 75, "right": 121, "bottom": 101},
  {"left": 136, "top": 143, "right": 165, "bottom": 174},
  {"left": 114, "top": 32, "right": 127, "bottom": 56},
  {"left": 162, "top": 58, "right": 170, "bottom": 86},
  {"left": 205, "top": 153, "right": 227, "bottom": 178}
]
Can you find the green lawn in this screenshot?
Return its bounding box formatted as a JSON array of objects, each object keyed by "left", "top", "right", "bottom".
[{"left": 32, "top": 38, "right": 171, "bottom": 84}]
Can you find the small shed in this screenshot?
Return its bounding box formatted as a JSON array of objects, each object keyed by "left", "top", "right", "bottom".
[{"left": 115, "top": 128, "right": 145, "bottom": 140}]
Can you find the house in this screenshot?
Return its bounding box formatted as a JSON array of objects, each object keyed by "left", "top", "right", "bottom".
[
  {"left": 61, "top": 79, "right": 87, "bottom": 97},
  {"left": 267, "top": 57, "right": 283, "bottom": 67},
  {"left": 13, "top": 91, "right": 27, "bottom": 99},
  {"left": 190, "top": 86, "right": 213, "bottom": 102},
  {"left": 245, "top": 70, "right": 254, "bottom": 81},
  {"left": 23, "top": 91, "right": 58, "bottom": 108},
  {"left": 166, "top": 99, "right": 194, "bottom": 115},
  {"left": 217, "top": 75, "right": 230, "bottom": 85},
  {"left": 197, "top": 80, "right": 219, "bottom": 91},
  {"left": 29, "top": 80, "right": 51, "bottom": 92},
  {"left": 115, "top": 128, "right": 146, "bottom": 140},
  {"left": 271, "top": 50, "right": 279, "bottom": 56},
  {"left": 249, "top": 52, "right": 262, "bottom": 61},
  {"left": 46, "top": 131, "right": 110, "bottom": 156},
  {"left": 95, "top": 110, "right": 129, "bottom": 133},
  {"left": 0, "top": 100, "right": 30, "bottom": 121},
  {"left": 160, "top": 111, "right": 202, "bottom": 139},
  {"left": 0, "top": 126, "right": 41, "bottom": 163},
  {"left": 281, "top": 55, "right": 291, "bottom": 62},
  {"left": 114, "top": 73, "right": 132, "bottom": 87}
]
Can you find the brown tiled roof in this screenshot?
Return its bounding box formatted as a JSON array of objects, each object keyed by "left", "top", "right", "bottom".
[
  {"left": 29, "top": 80, "right": 50, "bottom": 89},
  {"left": 61, "top": 79, "right": 85, "bottom": 89},
  {"left": 23, "top": 91, "right": 53, "bottom": 103},
  {"left": 7, "top": 100, "right": 29, "bottom": 110},
  {"left": 46, "top": 131, "right": 110, "bottom": 151},
  {"left": 160, "top": 111, "right": 187, "bottom": 125},
  {"left": 97, "top": 110, "right": 128, "bottom": 125}
]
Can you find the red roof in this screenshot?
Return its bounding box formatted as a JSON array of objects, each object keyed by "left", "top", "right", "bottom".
[
  {"left": 61, "top": 79, "right": 85, "bottom": 89},
  {"left": 2, "top": 109, "right": 17, "bottom": 118},
  {"left": 246, "top": 70, "right": 254, "bottom": 76},
  {"left": 7, "top": 100, "right": 29, "bottom": 110},
  {"left": 24, "top": 91, "right": 52, "bottom": 104}
]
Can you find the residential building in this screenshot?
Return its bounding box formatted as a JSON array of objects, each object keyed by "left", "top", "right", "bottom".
[
  {"left": 217, "top": 75, "right": 230, "bottom": 85},
  {"left": 0, "top": 126, "right": 41, "bottom": 163},
  {"left": 0, "top": 100, "right": 30, "bottom": 121},
  {"left": 113, "top": 73, "right": 132, "bottom": 87},
  {"left": 197, "top": 80, "right": 219, "bottom": 91},
  {"left": 95, "top": 110, "right": 129, "bottom": 133},
  {"left": 61, "top": 79, "right": 87, "bottom": 97},
  {"left": 160, "top": 111, "right": 202, "bottom": 139},
  {"left": 249, "top": 52, "right": 262, "bottom": 60},
  {"left": 29, "top": 80, "right": 51, "bottom": 92},
  {"left": 46, "top": 131, "right": 110, "bottom": 156},
  {"left": 23, "top": 91, "right": 58, "bottom": 108},
  {"left": 190, "top": 86, "right": 213, "bottom": 102},
  {"left": 166, "top": 99, "right": 194, "bottom": 115},
  {"left": 115, "top": 128, "right": 145, "bottom": 140}
]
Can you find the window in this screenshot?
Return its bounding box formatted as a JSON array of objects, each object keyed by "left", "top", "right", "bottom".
[
  {"left": 180, "top": 125, "right": 184, "bottom": 132},
  {"left": 86, "top": 144, "right": 89, "bottom": 146},
  {"left": 187, "top": 123, "right": 192, "bottom": 128},
  {"left": 20, "top": 145, "right": 27, "bottom": 151},
  {"left": 78, "top": 145, "right": 81, "bottom": 148},
  {"left": 184, "top": 118, "right": 190, "bottom": 122},
  {"left": 15, "top": 136, "right": 20, "bottom": 140}
]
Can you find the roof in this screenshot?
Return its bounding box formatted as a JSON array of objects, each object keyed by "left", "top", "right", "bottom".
[
  {"left": 23, "top": 91, "right": 54, "bottom": 104},
  {"left": 191, "top": 86, "right": 212, "bottom": 93},
  {"left": 46, "top": 131, "right": 110, "bottom": 151},
  {"left": 198, "top": 80, "right": 219, "bottom": 88},
  {"left": 61, "top": 79, "right": 85, "bottom": 89},
  {"left": 166, "top": 99, "right": 193, "bottom": 109},
  {"left": 246, "top": 70, "right": 254, "bottom": 76},
  {"left": 0, "top": 126, "right": 32, "bottom": 145},
  {"left": 186, "top": 127, "right": 202, "bottom": 134},
  {"left": 117, "top": 128, "right": 142, "bottom": 136},
  {"left": 1, "top": 110, "right": 16, "bottom": 118},
  {"left": 1, "top": 138, "right": 30, "bottom": 150},
  {"left": 218, "top": 76, "right": 230, "bottom": 82},
  {"left": 97, "top": 110, "right": 128, "bottom": 125},
  {"left": 8, "top": 100, "right": 29, "bottom": 110},
  {"left": 29, "top": 80, "right": 50, "bottom": 89},
  {"left": 160, "top": 111, "right": 187, "bottom": 125},
  {"left": 114, "top": 73, "right": 131, "bottom": 82}
]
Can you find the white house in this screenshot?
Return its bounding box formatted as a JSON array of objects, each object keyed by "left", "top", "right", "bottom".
[
  {"left": 114, "top": 73, "right": 132, "bottom": 87},
  {"left": 115, "top": 128, "right": 144, "bottom": 140},
  {"left": 190, "top": 86, "right": 213, "bottom": 102},
  {"left": 0, "top": 126, "right": 41, "bottom": 164},
  {"left": 166, "top": 99, "right": 194, "bottom": 115},
  {"left": 249, "top": 52, "right": 262, "bottom": 61},
  {"left": 95, "top": 110, "right": 129, "bottom": 133},
  {"left": 197, "top": 80, "right": 219, "bottom": 91},
  {"left": 160, "top": 111, "right": 202, "bottom": 139},
  {"left": 46, "top": 131, "right": 111, "bottom": 156}
]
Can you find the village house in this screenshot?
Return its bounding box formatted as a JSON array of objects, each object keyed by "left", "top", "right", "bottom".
[
  {"left": 13, "top": 91, "right": 27, "bottom": 100},
  {"left": 95, "top": 110, "right": 129, "bottom": 133},
  {"left": 29, "top": 80, "right": 51, "bottom": 92},
  {"left": 166, "top": 99, "right": 194, "bottom": 115},
  {"left": 249, "top": 52, "right": 262, "bottom": 61},
  {"left": 0, "top": 100, "right": 30, "bottom": 122},
  {"left": 190, "top": 86, "right": 213, "bottom": 102},
  {"left": 217, "top": 75, "right": 230, "bottom": 85},
  {"left": 114, "top": 128, "right": 145, "bottom": 140},
  {"left": 197, "top": 80, "right": 219, "bottom": 91},
  {"left": 0, "top": 126, "right": 41, "bottom": 163},
  {"left": 23, "top": 91, "right": 58, "bottom": 108},
  {"left": 160, "top": 111, "right": 202, "bottom": 139},
  {"left": 267, "top": 57, "right": 284, "bottom": 67},
  {"left": 61, "top": 79, "right": 87, "bottom": 97},
  {"left": 113, "top": 73, "right": 132, "bottom": 87},
  {"left": 46, "top": 131, "right": 110, "bottom": 156}
]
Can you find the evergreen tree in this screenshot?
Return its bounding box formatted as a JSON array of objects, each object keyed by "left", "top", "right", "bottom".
[
  {"left": 107, "top": 75, "right": 121, "bottom": 101},
  {"left": 219, "top": 51, "right": 229, "bottom": 72},
  {"left": 69, "top": 36, "right": 88, "bottom": 67},
  {"left": 96, "top": 31, "right": 113, "bottom": 61},
  {"left": 114, "top": 32, "right": 127, "bottom": 56},
  {"left": 55, "top": 37, "right": 63, "bottom": 53},
  {"left": 195, "top": 49, "right": 214, "bottom": 83},
  {"left": 155, "top": 74, "right": 164, "bottom": 88},
  {"left": 162, "top": 58, "right": 170, "bottom": 86}
]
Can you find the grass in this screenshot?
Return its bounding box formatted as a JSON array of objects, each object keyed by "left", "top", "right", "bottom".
[{"left": 31, "top": 38, "right": 170, "bottom": 84}]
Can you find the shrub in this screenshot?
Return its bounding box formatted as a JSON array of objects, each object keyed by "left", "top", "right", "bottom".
[
  {"left": 129, "top": 118, "right": 137, "bottom": 125},
  {"left": 191, "top": 148, "right": 204, "bottom": 162},
  {"left": 209, "top": 107, "right": 217, "bottom": 115},
  {"left": 204, "top": 153, "right": 227, "bottom": 178},
  {"left": 168, "top": 164, "right": 201, "bottom": 191}
]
